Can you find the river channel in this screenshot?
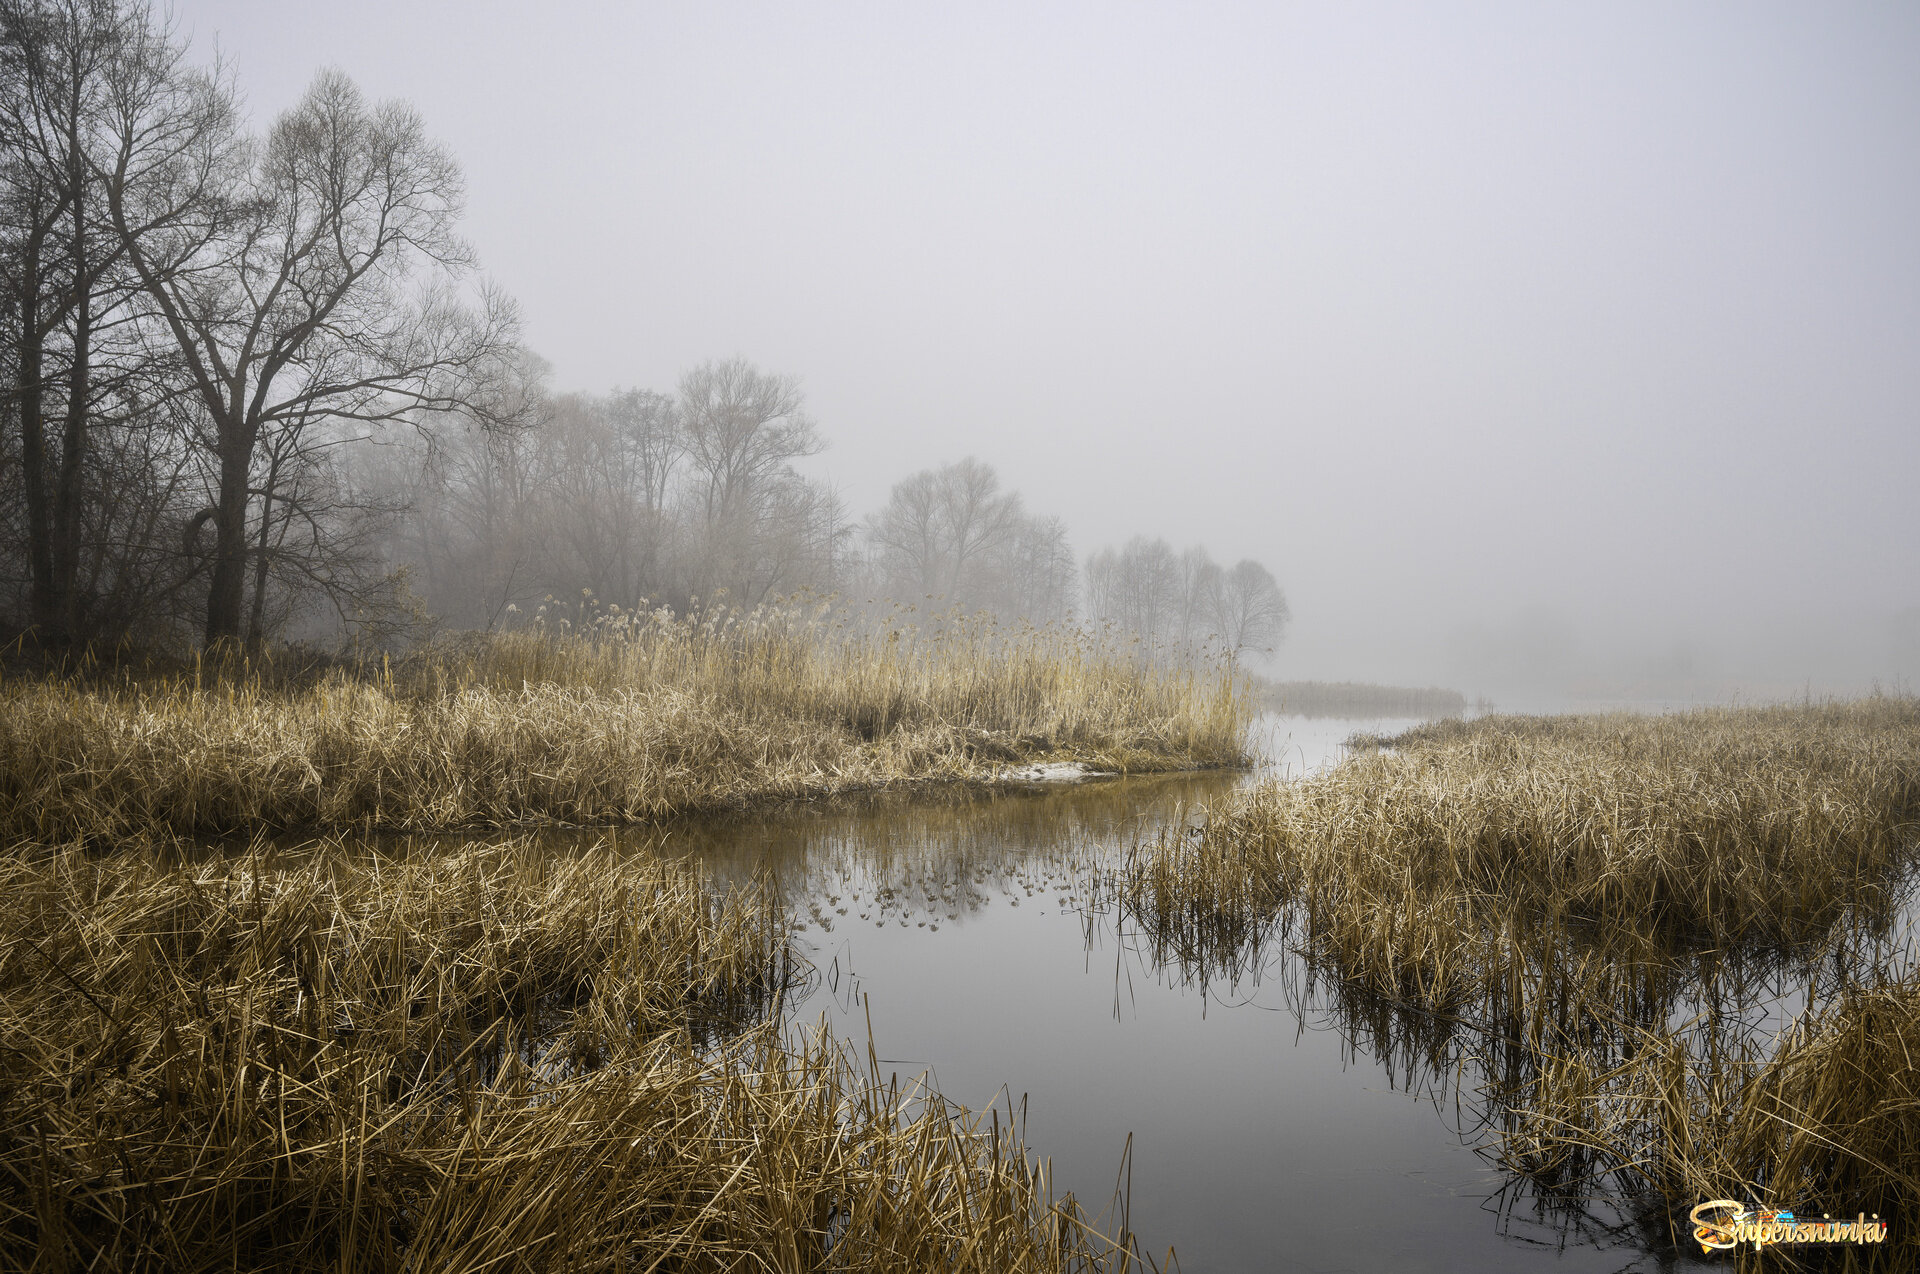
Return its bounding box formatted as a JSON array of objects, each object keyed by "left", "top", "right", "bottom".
[{"left": 563, "top": 715, "right": 1714, "bottom": 1273}]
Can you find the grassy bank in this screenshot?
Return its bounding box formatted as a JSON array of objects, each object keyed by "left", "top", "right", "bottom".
[
  {"left": 1119, "top": 700, "right": 1920, "bottom": 1247},
  {"left": 0, "top": 606, "right": 1251, "bottom": 841},
  {"left": 0, "top": 838, "right": 1145, "bottom": 1271}
]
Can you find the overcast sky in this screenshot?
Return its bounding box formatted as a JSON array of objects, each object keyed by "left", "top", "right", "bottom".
[{"left": 167, "top": 1, "right": 1920, "bottom": 701}]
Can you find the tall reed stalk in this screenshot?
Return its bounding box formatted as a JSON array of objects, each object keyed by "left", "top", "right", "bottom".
[{"left": 0, "top": 603, "right": 1251, "bottom": 840}]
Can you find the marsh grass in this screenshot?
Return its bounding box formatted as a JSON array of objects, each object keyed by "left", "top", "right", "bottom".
[
  {"left": 1118, "top": 700, "right": 1920, "bottom": 1257},
  {"left": 0, "top": 603, "right": 1250, "bottom": 841},
  {"left": 1483, "top": 953, "right": 1920, "bottom": 1262},
  {"left": 1, "top": 838, "right": 1149, "bottom": 1272},
  {"left": 1203, "top": 701, "right": 1920, "bottom": 985}
]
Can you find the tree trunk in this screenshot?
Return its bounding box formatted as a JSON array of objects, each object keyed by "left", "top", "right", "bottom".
[
  {"left": 16, "top": 250, "right": 57, "bottom": 639},
  {"left": 52, "top": 286, "right": 89, "bottom": 639},
  {"left": 203, "top": 426, "right": 254, "bottom": 648},
  {"left": 49, "top": 47, "right": 91, "bottom": 643},
  {"left": 246, "top": 463, "right": 276, "bottom": 651}
]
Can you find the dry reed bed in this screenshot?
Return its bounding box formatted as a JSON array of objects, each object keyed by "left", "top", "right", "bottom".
[
  {"left": 1, "top": 839, "right": 1143, "bottom": 1271},
  {"left": 1146, "top": 700, "right": 1920, "bottom": 998},
  {"left": 1120, "top": 700, "right": 1920, "bottom": 1250},
  {"left": 0, "top": 609, "right": 1250, "bottom": 841}
]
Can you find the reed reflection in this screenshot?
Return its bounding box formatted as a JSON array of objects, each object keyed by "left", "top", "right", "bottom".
[{"left": 1099, "top": 833, "right": 1920, "bottom": 1266}]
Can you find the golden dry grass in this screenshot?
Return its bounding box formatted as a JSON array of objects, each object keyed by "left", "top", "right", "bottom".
[
  {"left": 0, "top": 604, "right": 1251, "bottom": 841},
  {"left": 1118, "top": 699, "right": 1920, "bottom": 1253},
  {"left": 1143, "top": 700, "right": 1920, "bottom": 1000},
  {"left": 0, "top": 838, "right": 1148, "bottom": 1272}
]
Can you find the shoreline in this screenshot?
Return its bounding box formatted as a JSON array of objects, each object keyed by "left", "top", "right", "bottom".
[{"left": 164, "top": 754, "right": 1253, "bottom": 851}]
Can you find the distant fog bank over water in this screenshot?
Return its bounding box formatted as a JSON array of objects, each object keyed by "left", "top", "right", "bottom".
[{"left": 1284, "top": 598, "right": 1920, "bottom": 712}]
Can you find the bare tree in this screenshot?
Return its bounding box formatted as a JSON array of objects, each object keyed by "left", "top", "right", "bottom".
[
  {"left": 1210, "top": 558, "right": 1290, "bottom": 660},
  {"left": 0, "top": 0, "right": 153, "bottom": 639},
  {"left": 1085, "top": 538, "right": 1286, "bottom": 663},
  {"left": 678, "top": 358, "right": 819, "bottom": 523},
  {"left": 1086, "top": 535, "right": 1180, "bottom": 649},
  {"left": 929, "top": 456, "right": 1021, "bottom": 600},
  {"left": 866, "top": 466, "right": 941, "bottom": 597},
  {"left": 868, "top": 456, "right": 1021, "bottom": 601},
  {"left": 536, "top": 387, "right": 683, "bottom": 606},
  {"left": 676, "top": 357, "right": 823, "bottom": 605},
  {"left": 377, "top": 347, "right": 548, "bottom": 630},
  {"left": 235, "top": 349, "right": 431, "bottom": 647},
  {"left": 1173, "top": 544, "right": 1224, "bottom": 650},
  {"left": 996, "top": 512, "right": 1076, "bottom": 622},
  {"left": 0, "top": 0, "right": 82, "bottom": 638},
  {"left": 0, "top": 0, "right": 254, "bottom": 644},
  {"left": 540, "top": 394, "right": 633, "bottom": 603},
  {"left": 743, "top": 468, "right": 848, "bottom": 605},
  {"left": 864, "top": 456, "right": 1075, "bottom": 621},
  {"left": 107, "top": 68, "right": 516, "bottom": 647},
  {"left": 606, "top": 385, "right": 681, "bottom": 593},
  {"left": 375, "top": 358, "right": 846, "bottom": 623}
]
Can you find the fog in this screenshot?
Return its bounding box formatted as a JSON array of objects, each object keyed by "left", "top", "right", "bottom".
[{"left": 86, "top": 3, "right": 1920, "bottom": 703}]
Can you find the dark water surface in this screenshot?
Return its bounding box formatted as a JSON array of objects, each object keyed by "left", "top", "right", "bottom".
[{"left": 568, "top": 717, "right": 1717, "bottom": 1273}]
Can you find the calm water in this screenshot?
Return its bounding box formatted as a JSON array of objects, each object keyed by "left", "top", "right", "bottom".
[{"left": 576, "top": 715, "right": 1718, "bottom": 1272}]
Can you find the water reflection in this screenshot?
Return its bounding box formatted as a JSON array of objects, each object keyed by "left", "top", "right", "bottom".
[
  {"left": 519, "top": 738, "right": 1698, "bottom": 1271},
  {"left": 1108, "top": 811, "right": 1920, "bottom": 1271},
  {"left": 1250, "top": 713, "right": 1428, "bottom": 778}
]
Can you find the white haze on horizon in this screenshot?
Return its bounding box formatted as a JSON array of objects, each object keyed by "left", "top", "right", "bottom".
[{"left": 168, "top": 1, "right": 1920, "bottom": 707}]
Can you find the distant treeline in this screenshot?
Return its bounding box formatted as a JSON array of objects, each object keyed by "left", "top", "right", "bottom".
[
  {"left": 0, "top": 1, "right": 1288, "bottom": 659},
  {"left": 1258, "top": 679, "right": 1472, "bottom": 719}
]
